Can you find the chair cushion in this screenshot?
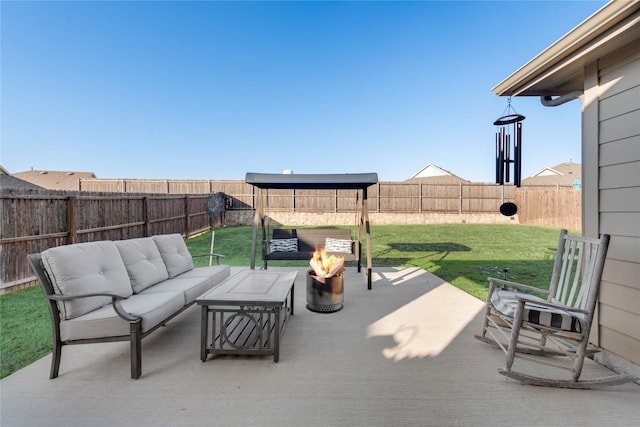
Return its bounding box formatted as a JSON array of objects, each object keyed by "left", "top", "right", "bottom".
[
  {"left": 270, "top": 238, "right": 298, "bottom": 253},
  {"left": 115, "top": 238, "right": 169, "bottom": 293},
  {"left": 325, "top": 237, "right": 352, "bottom": 253},
  {"left": 490, "top": 289, "right": 583, "bottom": 333},
  {"left": 59, "top": 291, "right": 185, "bottom": 341},
  {"left": 41, "top": 241, "right": 133, "bottom": 320},
  {"left": 152, "top": 234, "right": 194, "bottom": 278}
]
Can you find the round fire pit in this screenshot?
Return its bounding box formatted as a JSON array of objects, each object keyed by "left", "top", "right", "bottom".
[{"left": 306, "top": 270, "right": 344, "bottom": 313}]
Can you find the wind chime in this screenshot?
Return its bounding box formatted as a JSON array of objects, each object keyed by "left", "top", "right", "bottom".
[
  {"left": 494, "top": 98, "right": 525, "bottom": 187},
  {"left": 494, "top": 98, "right": 525, "bottom": 216}
]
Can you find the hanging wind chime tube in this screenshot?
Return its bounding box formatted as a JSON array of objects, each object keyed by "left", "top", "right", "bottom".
[{"left": 494, "top": 99, "right": 525, "bottom": 187}]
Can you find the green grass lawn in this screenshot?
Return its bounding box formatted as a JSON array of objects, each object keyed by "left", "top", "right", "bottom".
[
  {"left": 0, "top": 286, "right": 51, "bottom": 379},
  {"left": 0, "top": 223, "right": 562, "bottom": 379},
  {"left": 192, "top": 224, "right": 561, "bottom": 300}
]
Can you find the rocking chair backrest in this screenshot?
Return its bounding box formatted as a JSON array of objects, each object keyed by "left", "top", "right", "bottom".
[{"left": 547, "top": 230, "right": 610, "bottom": 314}]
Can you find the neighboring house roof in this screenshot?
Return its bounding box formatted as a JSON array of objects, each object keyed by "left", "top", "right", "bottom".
[
  {"left": 0, "top": 167, "right": 45, "bottom": 190},
  {"left": 406, "top": 164, "right": 469, "bottom": 183},
  {"left": 13, "top": 170, "right": 97, "bottom": 191},
  {"left": 523, "top": 162, "right": 582, "bottom": 186},
  {"left": 493, "top": 1, "right": 640, "bottom": 97}
]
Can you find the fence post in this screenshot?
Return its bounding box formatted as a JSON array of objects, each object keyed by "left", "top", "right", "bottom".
[
  {"left": 184, "top": 195, "right": 190, "bottom": 236},
  {"left": 459, "top": 182, "right": 463, "bottom": 214},
  {"left": 67, "top": 196, "right": 78, "bottom": 244},
  {"left": 143, "top": 196, "right": 150, "bottom": 237}
]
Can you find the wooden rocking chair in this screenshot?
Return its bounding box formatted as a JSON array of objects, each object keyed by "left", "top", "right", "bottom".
[{"left": 475, "top": 229, "right": 638, "bottom": 388}]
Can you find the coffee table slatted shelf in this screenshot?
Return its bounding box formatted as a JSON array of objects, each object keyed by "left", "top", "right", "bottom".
[{"left": 208, "top": 305, "right": 285, "bottom": 356}]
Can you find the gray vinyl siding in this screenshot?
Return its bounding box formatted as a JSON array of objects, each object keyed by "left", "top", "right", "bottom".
[{"left": 594, "top": 45, "right": 640, "bottom": 364}]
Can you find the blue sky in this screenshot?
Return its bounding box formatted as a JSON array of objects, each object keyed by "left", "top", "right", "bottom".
[{"left": 1, "top": 0, "right": 607, "bottom": 182}]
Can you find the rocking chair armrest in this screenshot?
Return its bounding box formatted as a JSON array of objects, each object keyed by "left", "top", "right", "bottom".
[
  {"left": 514, "top": 294, "right": 589, "bottom": 315},
  {"left": 192, "top": 253, "right": 226, "bottom": 265},
  {"left": 488, "top": 277, "right": 549, "bottom": 295}
]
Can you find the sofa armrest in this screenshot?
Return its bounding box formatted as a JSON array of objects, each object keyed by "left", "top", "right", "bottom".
[
  {"left": 192, "top": 253, "right": 226, "bottom": 265},
  {"left": 48, "top": 291, "right": 131, "bottom": 301},
  {"left": 49, "top": 291, "right": 139, "bottom": 322}
]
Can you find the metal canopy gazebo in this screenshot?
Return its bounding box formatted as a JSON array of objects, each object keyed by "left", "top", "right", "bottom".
[{"left": 245, "top": 172, "right": 378, "bottom": 289}]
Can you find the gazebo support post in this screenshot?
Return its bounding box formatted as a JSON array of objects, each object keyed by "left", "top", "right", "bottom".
[
  {"left": 250, "top": 188, "right": 264, "bottom": 270},
  {"left": 362, "top": 187, "right": 372, "bottom": 290}
]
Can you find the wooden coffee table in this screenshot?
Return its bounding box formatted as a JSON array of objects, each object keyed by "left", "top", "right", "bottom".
[{"left": 196, "top": 270, "right": 297, "bottom": 363}]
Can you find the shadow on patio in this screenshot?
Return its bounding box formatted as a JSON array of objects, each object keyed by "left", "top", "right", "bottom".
[{"left": 1, "top": 266, "right": 637, "bottom": 426}]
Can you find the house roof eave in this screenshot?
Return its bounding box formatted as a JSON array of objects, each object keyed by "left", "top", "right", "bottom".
[{"left": 493, "top": 1, "right": 640, "bottom": 97}]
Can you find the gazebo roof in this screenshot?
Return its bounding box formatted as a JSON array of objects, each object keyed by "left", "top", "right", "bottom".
[{"left": 245, "top": 172, "right": 378, "bottom": 190}]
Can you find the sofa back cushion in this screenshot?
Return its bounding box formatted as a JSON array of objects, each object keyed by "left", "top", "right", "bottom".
[
  {"left": 115, "top": 238, "right": 169, "bottom": 293},
  {"left": 41, "top": 241, "right": 133, "bottom": 320},
  {"left": 152, "top": 234, "right": 194, "bottom": 278}
]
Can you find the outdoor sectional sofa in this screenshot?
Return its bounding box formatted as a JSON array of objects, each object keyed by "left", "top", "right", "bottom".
[{"left": 27, "top": 234, "right": 230, "bottom": 379}]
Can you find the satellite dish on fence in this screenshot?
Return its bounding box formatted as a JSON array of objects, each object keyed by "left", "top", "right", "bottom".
[{"left": 206, "top": 192, "right": 226, "bottom": 217}]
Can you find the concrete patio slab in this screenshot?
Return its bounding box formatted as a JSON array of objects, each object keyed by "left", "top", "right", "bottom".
[{"left": 1, "top": 267, "right": 637, "bottom": 426}]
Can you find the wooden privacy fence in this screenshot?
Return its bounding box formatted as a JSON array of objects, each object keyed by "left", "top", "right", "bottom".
[
  {"left": 82, "top": 179, "right": 520, "bottom": 214},
  {"left": 515, "top": 186, "right": 582, "bottom": 231},
  {"left": 1, "top": 189, "right": 219, "bottom": 288},
  {"left": 1, "top": 182, "right": 580, "bottom": 289}
]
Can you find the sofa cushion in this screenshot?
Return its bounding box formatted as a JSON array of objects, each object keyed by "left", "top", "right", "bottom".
[
  {"left": 116, "top": 238, "right": 169, "bottom": 293},
  {"left": 139, "top": 265, "right": 230, "bottom": 305},
  {"left": 139, "top": 276, "right": 211, "bottom": 305},
  {"left": 152, "top": 234, "right": 194, "bottom": 278},
  {"left": 177, "top": 265, "right": 231, "bottom": 284},
  {"left": 59, "top": 291, "right": 185, "bottom": 341},
  {"left": 41, "top": 241, "right": 133, "bottom": 320}
]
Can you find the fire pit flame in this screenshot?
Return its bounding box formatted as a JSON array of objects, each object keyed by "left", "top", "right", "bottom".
[
  {"left": 307, "top": 248, "right": 345, "bottom": 312},
  {"left": 309, "top": 248, "right": 344, "bottom": 278}
]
